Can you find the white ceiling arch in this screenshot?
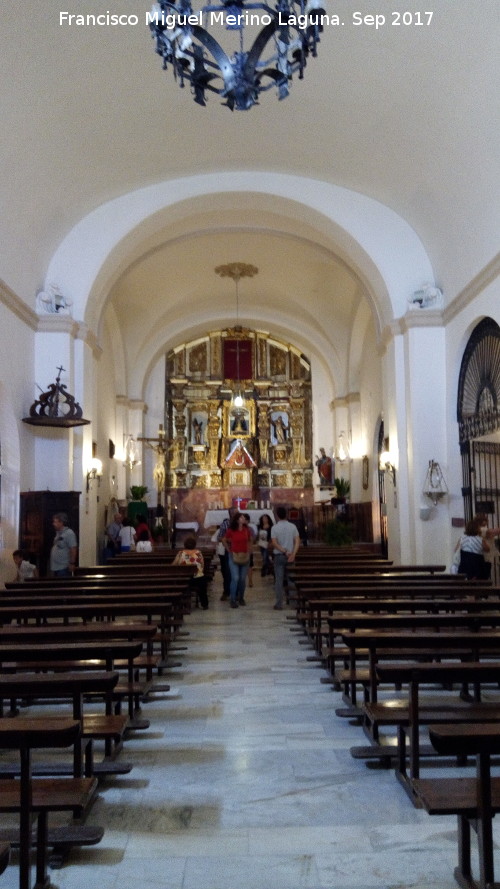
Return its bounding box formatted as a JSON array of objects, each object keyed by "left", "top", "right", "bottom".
[
  {"left": 122, "top": 301, "right": 344, "bottom": 404},
  {"left": 44, "top": 172, "right": 435, "bottom": 336}
]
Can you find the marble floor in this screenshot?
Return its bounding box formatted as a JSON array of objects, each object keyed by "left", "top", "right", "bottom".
[{"left": 2, "top": 571, "right": 488, "bottom": 889}]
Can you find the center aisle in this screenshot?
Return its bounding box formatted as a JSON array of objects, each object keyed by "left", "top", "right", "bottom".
[{"left": 55, "top": 571, "right": 458, "bottom": 889}]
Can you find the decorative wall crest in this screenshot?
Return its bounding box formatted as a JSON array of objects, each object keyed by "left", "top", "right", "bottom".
[{"left": 23, "top": 366, "right": 89, "bottom": 428}]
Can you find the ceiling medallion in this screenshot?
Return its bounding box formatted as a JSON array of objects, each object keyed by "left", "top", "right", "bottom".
[
  {"left": 22, "top": 366, "right": 90, "bottom": 428},
  {"left": 149, "top": 0, "right": 325, "bottom": 110}
]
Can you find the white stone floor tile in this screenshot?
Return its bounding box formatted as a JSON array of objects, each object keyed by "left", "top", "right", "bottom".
[{"left": 3, "top": 571, "right": 499, "bottom": 889}]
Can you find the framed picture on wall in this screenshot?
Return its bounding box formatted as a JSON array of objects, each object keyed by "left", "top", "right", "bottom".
[{"left": 362, "top": 455, "right": 369, "bottom": 490}]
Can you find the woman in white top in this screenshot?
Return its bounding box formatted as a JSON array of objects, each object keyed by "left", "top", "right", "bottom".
[
  {"left": 458, "top": 517, "right": 490, "bottom": 580},
  {"left": 118, "top": 518, "right": 135, "bottom": 552},
  {"left": 135, "top": 530, "right": 153, "bottom": 552}
]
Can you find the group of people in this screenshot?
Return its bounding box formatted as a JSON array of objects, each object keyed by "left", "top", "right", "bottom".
[
  {"left": 105, "top": 512, "right": 153, "bottom": 556},
  {"left": 455, "top": 513, "right": 500, "bottom": 580},
  {"left": 214, "top": 507, "right": 299, "bottom": 610},
  {"left": 13, "top": 511, "right": 78, "bottom": 581}
]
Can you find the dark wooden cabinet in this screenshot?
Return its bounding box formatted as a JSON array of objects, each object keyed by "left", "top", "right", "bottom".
[{"left": 19, "top": 492, "right": 80, "bottom": 577}]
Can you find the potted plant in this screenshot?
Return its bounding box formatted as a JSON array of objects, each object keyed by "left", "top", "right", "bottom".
[
  {"left": 323, "top": 518, "right": 353, "bottom": 546},
  {"left": 333, "top": 477, "right": 350, "bottom": 504},
  {"left": 128, "top": 486, "right": 149, "bottom": 525},
  {"left": 129, "top": 485, "right": 149, "bottom": 501}
]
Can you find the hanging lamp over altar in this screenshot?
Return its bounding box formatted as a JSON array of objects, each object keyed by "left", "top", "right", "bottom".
[
  {"left": 149, "top": 0, "right": 325, "bottom": 110},
  {"left": 22, "top": 366, "right": 90, "bottom": 428},
  {"left": 215, "top": 262, "right": 258, "bottom": 406}
]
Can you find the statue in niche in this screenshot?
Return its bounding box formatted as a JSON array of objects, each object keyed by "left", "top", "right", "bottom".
[
  {"left": 315, "top": 448, "right": 334, "bottom": 485},
  {"left": 225, "top": 439, "right": 256, "bottom": 468},
  {"left": 230, "top": 409, "right": 249, "bottom": 435},
  {"left": 271, "top": 412, "right": 288, "bottom": 444},
  {"left": 193, "top": 417, "right": 203, "bottom": 445}
]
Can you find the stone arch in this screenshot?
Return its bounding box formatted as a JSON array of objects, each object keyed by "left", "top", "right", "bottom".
[
  {"left": 457, "top": 317, "right": 500, "bottom": 442},
  {"left": 44, "top": 172, "right": 435, "bottom": 339}
]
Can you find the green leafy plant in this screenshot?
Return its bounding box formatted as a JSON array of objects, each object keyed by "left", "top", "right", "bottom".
[
  {"left": 129, "top": 485, "right": 149, "bottom": 501},
  {"left": 323, "top": 519, "right": 353, "bottom": 547},
  {"left": 334, "top": 477, "right": 350, "bottom": 499}
]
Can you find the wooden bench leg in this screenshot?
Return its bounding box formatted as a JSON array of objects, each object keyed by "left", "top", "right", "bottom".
[
  {"left": 477, "top": 751, "right": 495, "bottom": 889},
  {"left": 19, "top": 747, "right": 33, "bottom": 889},
  {"left": 34, "top": 811, "right": 50, "bottom": 889},
  {"left": 456, "top": 814, "right": 473, "bottom": 889}
]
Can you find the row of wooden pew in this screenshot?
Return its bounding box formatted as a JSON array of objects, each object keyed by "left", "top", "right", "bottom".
[
  {"left": 291, "top": 547, "right": 500, "bottom": 889},
  {"left": 0, "top": 557, "right": 202, "bottom": 889}
]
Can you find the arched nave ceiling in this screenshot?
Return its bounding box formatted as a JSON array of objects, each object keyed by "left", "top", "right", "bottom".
[
  {"left": 1, "top": 1, "right": 499, "bottom": 307},
  {"left": 106, "top": 227, "right": 361, "bottom": 397}
]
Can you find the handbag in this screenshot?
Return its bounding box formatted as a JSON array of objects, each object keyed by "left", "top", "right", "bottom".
[{"left": 232, "top": 551, "right": 250, "bottom": 565}]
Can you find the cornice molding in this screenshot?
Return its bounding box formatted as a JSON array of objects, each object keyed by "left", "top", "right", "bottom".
[
  {"left": 36, "top": 315, "right": 79, "bottom": 336},
  {"left": 115, "top": 397, "right": 147, "bottom": 412},
  {"left": 443, "top": 252, "right": 500, "bottom": 323},
  {"left": 400, "top": 308, "right": 444, "bottom": 333},
  {"left": 379, "top": 309, "right": 444, "bottom": 353},
  {"left": 0, "top": 279, "right": 38, "bottom": 329}
]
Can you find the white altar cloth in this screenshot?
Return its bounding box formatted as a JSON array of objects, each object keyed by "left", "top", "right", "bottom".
[
  {"left": 204, "top": 509, "right": 274, "bottom": 528},
  {"left": 174, "top": 521, "right": 200, "bottom": 533}
]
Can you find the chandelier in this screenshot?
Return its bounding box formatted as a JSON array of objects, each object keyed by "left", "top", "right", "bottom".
[{"left": 149, "top": 0, "right": 325, "bottom": 110}]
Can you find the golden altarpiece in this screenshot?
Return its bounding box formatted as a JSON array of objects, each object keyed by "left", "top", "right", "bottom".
[{"left": 164, "top": 328, "right": 314, "bottom": 520}]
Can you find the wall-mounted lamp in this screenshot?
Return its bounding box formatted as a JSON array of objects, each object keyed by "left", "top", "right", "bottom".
[
  {"left": 423, "top": 459, "right": 448, "bottom": 505},
  {"left": 380, "top": 449, "right": 397, "bottom": 486},
  {"left": 123, "top": 435, "right": 141, "bottom": 471},
  {"left": 86, "top": 457, "right": 103, "bottom": 492}
]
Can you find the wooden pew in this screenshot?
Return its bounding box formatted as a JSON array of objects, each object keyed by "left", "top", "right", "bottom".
[
  {"left": 418, "top": 724, "right": 500, "bottom": 889},
  {"left": 338, "top": 630, "right": 500, "bottom": 762},
  {"left": 0, "top": 718, "right": 99, "bottom": 889},
  {"left": 292, "top": 577, "right": 486, "bottom": 624},
  {"left": 325, "top": 611, "right": 500, "bottom": 704},
  {"left": 375, "top": 662, "right": 500, "bottom": 785},
  {"left": 301, "top": 592, "right": 498, "bottom": 656},
  {"left": 0, "top": 671, "right": 122, "bottom": 778},
  {"left": 0, "top": 594, "right": 185, "bottom": 679},
  {"left": 0, "top": 639, "right": 147, "bottom": 730},
  {"left": 340, "top": 626, "right": 500, "bottom": 707}
]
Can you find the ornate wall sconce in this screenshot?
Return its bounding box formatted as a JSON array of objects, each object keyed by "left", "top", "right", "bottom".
[
  {"left": 336, "top": 431, "right": 351, "bottom": 463},
  {"left": 423, "top": 459, "right": 448, "bottom": 505},
  {"left": 86, "top": 458, "right": 103, "bottom": 493},
  {"left": 123, "top": 435, "right": 141, "bottom": 471}
]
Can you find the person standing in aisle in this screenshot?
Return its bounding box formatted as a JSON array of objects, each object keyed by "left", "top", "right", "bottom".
[
  {"left": 50, "top": 512, "right": 78, "bottom": 577},
  {"left": 216, "top": 508, "right": 235, "bottom": 601},
  {"left": 222, "top": 512, "right": 252, "bottom": 608},
  {"left": 270, "top": 506, "right": 299, "bottom": 610}
]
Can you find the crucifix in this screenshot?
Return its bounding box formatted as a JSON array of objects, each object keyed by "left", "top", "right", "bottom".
[{"left": 138, "top": 424, "right": 171, "bottom": 541}]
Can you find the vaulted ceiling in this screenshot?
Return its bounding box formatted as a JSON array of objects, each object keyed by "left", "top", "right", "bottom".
[{"left": 2, "top": 1, "right": 499, "bottom": 361}]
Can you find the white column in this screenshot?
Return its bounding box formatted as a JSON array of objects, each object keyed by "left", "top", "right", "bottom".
[{"left": 381, "top": 311, "right": 449, "bottom": 565}]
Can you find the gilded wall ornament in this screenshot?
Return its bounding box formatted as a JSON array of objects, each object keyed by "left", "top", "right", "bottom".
[
  {"left": 189, "top": 342, "right": 207, "bottom": 374},
  {"left": 269, "top": 345, "right": 287, "bottom": 377},
  {"left": 272, "top": 473, "right": 290, "bottom": 487}
]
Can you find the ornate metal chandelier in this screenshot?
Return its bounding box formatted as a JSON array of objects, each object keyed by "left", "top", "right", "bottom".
[{"left": 149, "top": 0, "right": 325, "bottom": 110}]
